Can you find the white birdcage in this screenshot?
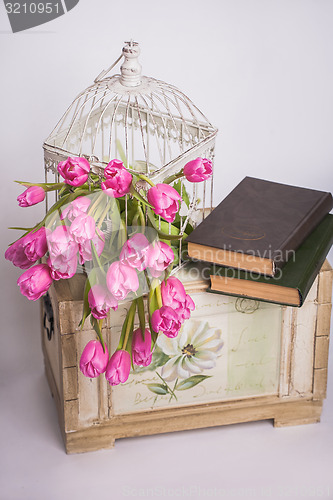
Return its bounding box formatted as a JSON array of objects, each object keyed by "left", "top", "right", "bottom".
[{"left": 43, "top": 41, "right": 217, "bottom": 268}]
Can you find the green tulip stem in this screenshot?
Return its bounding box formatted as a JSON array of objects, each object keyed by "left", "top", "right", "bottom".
[
  {"left": 138, "top": 205, "right": 145, "bottom": 228},
  {"left": 87, "top": 191, "right": 104, "bottom": 216},
  {"left": 96, "top": 198, "right": 111, "bottom": 230},
  {"left": 122, "top": 300, "right": 137, "bottom": 351},
  {"left": 155, "top": 283, "right": 163, "bottom": 309},
  {"left": 92, "top": 317, "right": 106, "bottom": 352},
  {"left": 163, "top": 170, "right": 184, "bottom": 185},
  {"left": 128, "top": 171, "right": 155, "bottom": 187}
]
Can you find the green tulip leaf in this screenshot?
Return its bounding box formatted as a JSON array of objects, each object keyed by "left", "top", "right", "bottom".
[
  {"left": 175, "top": 375, "right": 212, "bottom": 391},
  {"left": 116, "top": 139, "right": 127, "bottom": 166},
  {"left": 137, "top": 296, "right": 146, "bottom": 340},
  {"left": 146, "top": 208, "right": 183, "bottom": 241},
  {"left": 129, "top": 185, "right": 153, "bottom": 209},
  {"left": 90, "top": 316, "right": 106, "bottom": 352},
  {"left": 173, "top": 180, "right": 190, "bottom": 208},
  {"left": 79, "top": 269, "right": 100, "bottom": 329}
]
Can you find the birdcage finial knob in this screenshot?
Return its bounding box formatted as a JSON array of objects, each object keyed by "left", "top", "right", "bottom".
[{"left": 120, "top": 40, "right": 142, "bottom": 87}]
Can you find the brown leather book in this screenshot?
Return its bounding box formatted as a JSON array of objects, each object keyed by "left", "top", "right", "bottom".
[{"left": 186, "top": 177, "right": 333, "bottom": 276}]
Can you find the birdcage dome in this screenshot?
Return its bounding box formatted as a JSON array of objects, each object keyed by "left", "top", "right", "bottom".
[{"left": 44, "top": 41, "right": 217, "bottom": 182}]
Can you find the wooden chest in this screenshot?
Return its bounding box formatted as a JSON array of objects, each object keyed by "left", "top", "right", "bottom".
[{"left": 41, "top": 261, "right": 333, "bottom": 454}]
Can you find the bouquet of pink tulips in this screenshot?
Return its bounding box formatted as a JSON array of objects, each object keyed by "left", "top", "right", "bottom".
[{"left": 5, "top": 156, "right": 213, "bottom": 386}]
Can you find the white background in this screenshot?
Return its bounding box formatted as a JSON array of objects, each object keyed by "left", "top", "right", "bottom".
[{"left": 0, "top": 1, "right": 333, "bottom": 499}]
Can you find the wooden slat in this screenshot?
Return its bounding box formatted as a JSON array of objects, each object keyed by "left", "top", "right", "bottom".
[
  {"left": 316, "top": 304, "right": 332, "bottom": 336},
  {"left": 64, "top": 399, "right": 79, "bottom": 432},
  {"left": 61, "top": 334, "right": 77, "bottom": 368},
  {"left": 314, "top": 336, "right": 330, "bottom": 369},
  {"left": 63, "top": 366, "right": 78, "bottom": 401},
  {"left": 313, "top": 368, "right": 328, "bottom": 400},
  {"left": 317, "top": 268, "right": 333, "bottom": 304}
]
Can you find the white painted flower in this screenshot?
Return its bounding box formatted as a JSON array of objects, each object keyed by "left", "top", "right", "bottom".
[{"left": 157, "top": 319, "right": 224, "bottom": 382}]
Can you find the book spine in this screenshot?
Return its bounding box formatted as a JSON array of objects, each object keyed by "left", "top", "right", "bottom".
[
  {"left": 275, "top": 192, "right": 333, "bottom": 270},
  {"left": 297, "top": 224, "right": 333, "bottom": 306}
]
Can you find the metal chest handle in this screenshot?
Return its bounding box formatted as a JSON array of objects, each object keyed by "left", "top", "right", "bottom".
[{"left": 43, "top": 293, "right": 54, "bottom": 341}]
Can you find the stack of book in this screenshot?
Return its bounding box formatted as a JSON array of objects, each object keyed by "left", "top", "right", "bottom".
[{"left": 186, "top": 177, "right": 333, "bottom": 306}]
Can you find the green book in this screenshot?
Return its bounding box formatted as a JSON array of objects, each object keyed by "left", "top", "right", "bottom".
[{"left": 209, "top": 214, "right": 333, "bottom": 307}]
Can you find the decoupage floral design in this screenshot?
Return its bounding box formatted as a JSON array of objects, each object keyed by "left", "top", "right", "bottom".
[{"left": 130, "top": 319, "right": 223, "bottom": 401}]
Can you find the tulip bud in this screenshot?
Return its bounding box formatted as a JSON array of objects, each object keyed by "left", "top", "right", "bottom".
[
  {"left": 17, "top": 186, "right": 45, "bottom": 207},
  {"left": 79, "top": 340, "right": 109, "bottom": 378},
  {"left": 183, "top": 157, "right": 213, "bottom": 183},
  {"left": 132, "top": 328, "right": 152, "bottom": 366},
  {"left": 147, "top": 184, "right": 181, "bottom": 223},
  {"left": 70, "top": 213, "right": 96, "bottom": 245},
  {"left": 106, "top": 261, "right": 139, "bottom": 301},
  {"left": 88, "top": 284, "right": 118, "bottom": 319},
  {"left": 146, "top": 241, "right": 174, "bottom": 278},
  {"left": 78, "top": 229, "right": 105, "bottom": 265},
  {"left": 161, "top": 278, "right": 195, "bottom": 323},
  {"left": 151, "top": 306, "right": 182, "bottom": 338},
  {"left": 57, "top": 157, "right": 90, "bottom": 187},
  {"left": 120, "top": 233, "right": 150, "bottom": 271},
  {"left": 161, "top": 277, "right": 187, "bottom": 311},
  {"left": 61, "top": 196, "right": 91, "bottom": 221},
  {"left": 101, "top": 159, "right": 132, "bottom": 198},
  {"left": 105, "top": 349, "right": 131, "bottom": 385},
  {"left": 5, "top": 227, "right": 49, "bottom": 269},
  {"left": 17, "top": 263, "right": 53, "bottom": 301}
]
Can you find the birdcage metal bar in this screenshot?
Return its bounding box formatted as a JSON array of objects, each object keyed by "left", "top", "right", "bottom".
[
  {"left": 148, "top": 92, "right": 173, "bottom": 161},
  {"left": 138, "top": 94, "right": 164, "bottom": 168},
  {"left": 79, "top": 87, "right": 110, "bottom": 156},
  {"left": 91, "top": 89, "right": 113, "bottom": 157},
  {"left": 108, "top": 95, "right": 123, "bottom": 160},
  {"left": 134, "top": 95, "right": 149, "bottom": 173}
]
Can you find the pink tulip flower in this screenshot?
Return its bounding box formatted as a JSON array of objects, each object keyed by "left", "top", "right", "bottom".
[
  {"left": 17, "top": 186, "right": 45, "bottom": 207},
  {"left": 61, "top": 196, "right": 91, "bottom": 222},
  {"left": 88, "top": 284, "right": 118, "bottom": 319},
  {"left": 48, "top": 255, "right": 77, "bottom": 280},
  {"left": 47, "top": 225, "right": 78, "bottom": 261},
  {"left": 120, "top": 233, "right": 150, "bottom": 272},
  {"left": 5, "top": 227, "right": 49, "bottom": 269},
  {"left": 105, "top": 349, "right": 131, "bottom": 385},
  {"left": 101, "top": 159, "right": 132, "bottom": 198},
  {"left": 147, "top": 184, "right": 181, "bottom": 223},
  {"left": 5, "top": 239, "right": 32, "bottom": 269},
  {"left": 183, "top": 157, "right": 213, "bottom": 183},
  {"left": 106, "top": 261, "right": 139, "bottom": 301},
  {"left": 57, "top": 157, "right": 90, "bottom": 187},
  {"left": 132, "top": 328, "right": 153, "bottom": 366},
  {"left": 146, "top": 240, "right": 174, "bottom": 278},
  {"left": 17, "top": 263, "right": 53, "bottom": 301},
  {"left": 79, "top": 340, "right": 109, "bottom": 378},
  {"left": 70, "top": 213, "right": 96, "bottom": 245},
  {"left": 161, "top": 277, "right": 195, "bottom": 323},
  {"left": 161, "top": 277, "right": 186, "bottom": 311},
  {"left": 78, "top": 230, "right": 105, "bottom": 265},
  {"left": 151, "top": 306, "right": 182, "bottom": 338},
  {"left": 179, "top": 294, "right": 196, "bottom": 322},
  {"left": 23, "top": 228, "right": 49, "bottom": 263}
]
